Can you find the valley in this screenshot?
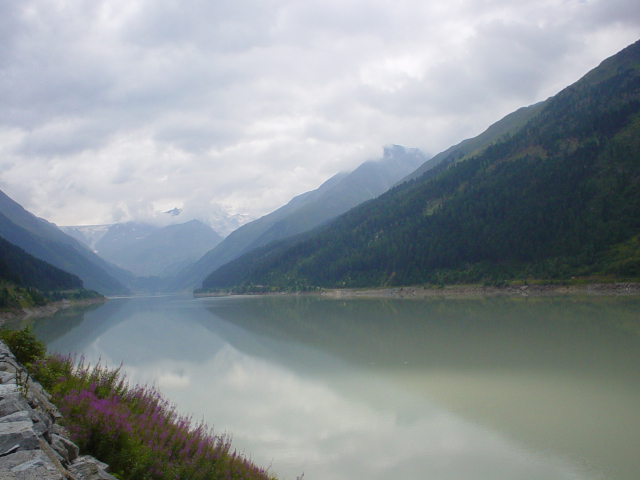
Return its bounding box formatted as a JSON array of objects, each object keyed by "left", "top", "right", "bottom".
[{"left": 0, "top": 33, "right": 639, "bottom": 480}]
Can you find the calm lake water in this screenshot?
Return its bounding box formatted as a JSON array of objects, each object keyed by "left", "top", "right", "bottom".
[{"left": 30, "top": 294, "right": 640, "bottom": 480}]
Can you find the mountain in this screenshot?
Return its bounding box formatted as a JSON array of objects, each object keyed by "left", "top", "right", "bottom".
[
  {"left": 201, "top": 39, "right": 640, "bottom": 291},
  {"left": 60, "top": 225, "right": 110, "bottom": 250},
  {"left": 0, "top": 236, "right": 83, "bottom": 291},
  {"left": 0, "top": 190, "right": 130, "bottom": 295},
  {"left": 160, "top": 205, "right": 249, "bottom": 238},
  {"left": 92, "top": 223, "right": 158, "bottom": 262},
  {"left": 171, "top": 145, "right": 426, "bottom": 290},
  {"left": 87, "top": 220, "right": 223, "bottom": 278},
  {"left": 398, "top": 102, "right": 546, "bottom": 184}
]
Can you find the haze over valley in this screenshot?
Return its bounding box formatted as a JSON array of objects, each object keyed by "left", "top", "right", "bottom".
[{"left": 2, "top": 39, "right": 640, "bottom": 294}]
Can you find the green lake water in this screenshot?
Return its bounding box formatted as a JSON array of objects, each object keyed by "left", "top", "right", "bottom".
[{"left": 30, "top": 294, "right": 640, "bottom": 480}]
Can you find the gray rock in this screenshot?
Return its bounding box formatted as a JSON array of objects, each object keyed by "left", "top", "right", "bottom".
[
  {"left": 0, "top": 371, "right": 16, "bottom": 384},
  {"left": 0, "top": 393, "right": 32, "bottom": 419},
  {"left": 37, "top": 437, "right": 71, "bottom": 477},
  {"left": 0, "top": 342, "right": 12, "bottom": 358},
  {"left": 0, "top": 443, "right": 20, "bottom": 457},
  {"left": 0, "top": 357, "right": 21, "bottom": 375},
  {"left": 0, "top": 410, "right": 49, "bottom": 439},
  {"left": 28, "top": 388, "right": 62, "bottom": 423},
  {"left": 26, "top": 379, "right": 55, "bottom": 407},
  {"left": 0, "top": 411, "right": 31, "bottom": 424},
  {"left": 0, "top": 421, "right": 40, "bottom": 453},
  {"left": 0, "top": 366, "right": 20, "bottom": 375},
  {"left": 75, "top": 455, "right": 109, "bottom": 471},
  {"left": 28, "top": 413, "right": 50, "bottom": 440},
  {"left": 0, "top": 384, "right": 19, "bottom": 397},
  {"left": 49, "top": 440, "right": 70, "bottom": 465},
  {"left": 0, "top": 363, "right": 19, "bottom": 375},
  {"left": 10, "top": 456, "right": 47, "bottom": 472},
  {"left": 27, "top": 379, "right": 52, "bottom": 399},
  {"left": 70, "top": 456, "right": 117, "bottom": 480},
  {"left": 0, "top": 450, "right": 66, "bottom": 480},
  {"left": 51, "top": 424, "right": 70, "bottom": 438},
  {"left": 50, "top": 434, "right": 79, "bottom": 464}
]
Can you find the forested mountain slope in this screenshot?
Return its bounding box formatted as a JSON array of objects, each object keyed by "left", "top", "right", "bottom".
[
  {"left": 0, "top": 236, "right": 83, "bottom": 291},
  {"left": 202, "top": 39, "right": 640, "bottom": 290},
  {"left": 171, "top": 145, "right": 425, "bottom": 290},
  {"left": 0, "top": 191, "right": 129, "bottom": 295},
  {"left": 398, "top": 102, "right": 546, "bottom": 184}
]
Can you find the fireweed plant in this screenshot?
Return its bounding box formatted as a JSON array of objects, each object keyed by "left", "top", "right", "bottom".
[{"left": 29, "top": 353, "right": 277, "bottom": 480}]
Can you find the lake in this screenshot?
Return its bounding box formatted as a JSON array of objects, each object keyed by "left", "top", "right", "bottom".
[{"left": 30, "top": 294, "right": 640, "bottom": 480}]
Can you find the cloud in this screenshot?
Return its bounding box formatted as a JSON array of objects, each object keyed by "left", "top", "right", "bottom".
[{"left": 0, "top": 0, "right": 639, "bottom": 229}]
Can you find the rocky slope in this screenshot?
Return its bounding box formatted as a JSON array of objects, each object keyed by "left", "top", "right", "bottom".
[{"left": 0, "top": 341, "right": 115, "bottom": 479}]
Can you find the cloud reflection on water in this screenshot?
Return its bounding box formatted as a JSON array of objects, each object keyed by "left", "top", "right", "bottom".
[{"left": 41, "top": 295, "right": 611, "bottom": 480}]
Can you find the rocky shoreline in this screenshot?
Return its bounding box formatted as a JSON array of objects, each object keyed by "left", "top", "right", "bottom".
[{"left": 0, "top": 340, "right": 115, "bottom": 479}]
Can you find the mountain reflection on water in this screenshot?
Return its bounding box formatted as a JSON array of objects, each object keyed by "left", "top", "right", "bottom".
[{"left": 32, "top": 294, "right": 640, "bottom": 480}]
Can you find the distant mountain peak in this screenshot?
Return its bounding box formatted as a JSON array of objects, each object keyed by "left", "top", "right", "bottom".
[
  {"left": 164, "top": 207, "right": 182, "bottom": 217},
  {"left": 383, "top": 144, "right": 424, "bottom": 159}
]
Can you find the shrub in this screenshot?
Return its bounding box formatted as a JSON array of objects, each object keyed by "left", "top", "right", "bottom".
[{"left": 0, "top": 326, "right": 47, "bottom": 368}]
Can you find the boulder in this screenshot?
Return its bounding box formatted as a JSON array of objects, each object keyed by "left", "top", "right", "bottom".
[
  {"left": 0, "top": 411, "right": 31, "bottom": 424},
  {"left": 0, "top": 371, "right": 16, "bottom": 384},
  {"left": 0, "top": 392, "right": 32, "bottom": 419},
  {"left": 70, "top": 455, "right": 119, "bottom": 480},
  {"left": 0, "top": 420, "right": 40, "bottom": 454},
  {"left": 0, "top": 449, "right": 66, "bottom": 480},
  {"left": 50, "top": 433, "right": 80, "bottom": 464}
]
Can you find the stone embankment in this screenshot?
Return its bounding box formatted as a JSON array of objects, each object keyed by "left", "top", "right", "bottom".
[{"left": 0, "top": 341, "right": 115, "bottom": 480}]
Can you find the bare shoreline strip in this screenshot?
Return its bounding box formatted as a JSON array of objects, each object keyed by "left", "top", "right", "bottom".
[
  {"left": 317, "top": 283, "right": 640, "bottom": 299},
  {"left": 196, "top": 282, "right": 640, "bottom": 299}
]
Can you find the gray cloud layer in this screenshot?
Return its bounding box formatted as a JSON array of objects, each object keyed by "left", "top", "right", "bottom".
[{"left": 1, "top": 0, "right": 639, "bottom": 228}]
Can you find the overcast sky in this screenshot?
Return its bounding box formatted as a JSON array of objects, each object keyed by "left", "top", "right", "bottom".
[{"left": 1, "top": 0, "right": 639, "bottom": 232}]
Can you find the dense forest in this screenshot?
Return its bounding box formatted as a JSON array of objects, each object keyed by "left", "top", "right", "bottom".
[
  {"left": 0, "top": 236, "right": 83, "bottom": 291},
  {"left": 0, "top": 191, "right": 130, "bottom": 296},
  {"left": 201, "top": 39, "right": 640, "bottom": 292},
  {"left": 0, "top": 235, "right": 100, "bottom": 310}
]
